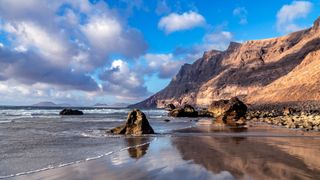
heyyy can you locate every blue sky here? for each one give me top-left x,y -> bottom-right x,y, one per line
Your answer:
0,0 -> 319,105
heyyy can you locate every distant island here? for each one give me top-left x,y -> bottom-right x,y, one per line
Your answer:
32,101 -> 70,107
93,103 -> 109,107
93,103 -> 129,108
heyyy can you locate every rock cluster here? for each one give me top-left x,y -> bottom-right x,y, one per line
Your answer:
59,108 -> 84,115
110,109 -> 154,135
208,97 -> 247,126
168,104 -> 198,117
248,108 -> 320,131
167,104 -> 213,117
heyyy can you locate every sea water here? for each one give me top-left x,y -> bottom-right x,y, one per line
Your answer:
0,106 -> 196,178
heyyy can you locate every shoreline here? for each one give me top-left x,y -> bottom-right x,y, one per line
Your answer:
10,122 -> 320,180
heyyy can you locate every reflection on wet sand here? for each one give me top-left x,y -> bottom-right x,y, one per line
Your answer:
16,125 -> 320,180
125,137 -> 150,159
173,131 -> 320,179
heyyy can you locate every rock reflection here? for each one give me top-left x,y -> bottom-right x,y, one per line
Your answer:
173,136 -> 320,179
125,137 -> 150,159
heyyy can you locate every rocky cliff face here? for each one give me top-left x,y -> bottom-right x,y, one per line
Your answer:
132,17 -> 320,108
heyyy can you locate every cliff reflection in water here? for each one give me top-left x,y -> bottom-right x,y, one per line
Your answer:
125,137 -> 150,159
173,135 -> 320,179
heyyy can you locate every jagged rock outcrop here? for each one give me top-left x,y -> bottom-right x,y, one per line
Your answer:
131,17 -> 320,108
110,109 -> 154,135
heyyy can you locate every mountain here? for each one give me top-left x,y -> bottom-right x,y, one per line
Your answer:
32,101 -> 71,107
131,17 -> 320,108
112,103 -> 130,108
32,101 -> 57,107
93,103 -> 129,108
93,103 -> 109,107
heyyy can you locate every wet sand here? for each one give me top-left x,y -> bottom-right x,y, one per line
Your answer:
10,122 -> 320,180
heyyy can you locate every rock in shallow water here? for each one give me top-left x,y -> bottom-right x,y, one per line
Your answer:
59,108 -> 83,115
208,97 -> 247,126
110,109 -> 154,135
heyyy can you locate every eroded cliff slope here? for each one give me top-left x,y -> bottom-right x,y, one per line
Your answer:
132,17 -> 320,108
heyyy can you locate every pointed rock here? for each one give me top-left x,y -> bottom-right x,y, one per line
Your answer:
110,109 -> 154,135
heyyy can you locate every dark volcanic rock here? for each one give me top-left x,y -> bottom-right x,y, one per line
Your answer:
198,109 -> 213,117
165,103 -> 176,111
110,109 -> 154,135
168,104 -> 198,117
208,97 -> 247,126
59,108 -> 83,115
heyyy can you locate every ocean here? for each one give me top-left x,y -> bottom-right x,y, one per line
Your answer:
0,106 -> 195,178
1,106 -> 320,180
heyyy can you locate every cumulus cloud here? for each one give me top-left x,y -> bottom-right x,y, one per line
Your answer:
2,21 -> 69,62
158,11 -> 206,34
144,53 -> 183,79
0,0 -> 149,104
100,59 -> 150,100
81,14 -> 147,59
233,7 -> 248,25
0,48 -> 99,91
276,1 -> 313,33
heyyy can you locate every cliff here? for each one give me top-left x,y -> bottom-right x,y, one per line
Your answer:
132,17 -> 320,108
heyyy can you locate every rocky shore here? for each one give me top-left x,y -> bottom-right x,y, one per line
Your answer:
246,109 -> 320,131
164,97 -> 320,131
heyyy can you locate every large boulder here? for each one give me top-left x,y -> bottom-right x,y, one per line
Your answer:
110,109 -> 154,135
59,108 -> 83,115
168,104 -> 198,117
208,97 -> 247,126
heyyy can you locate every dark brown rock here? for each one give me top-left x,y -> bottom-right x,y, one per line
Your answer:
165,103 -> 176,111
198,109 -> 214,117
208,97 -> 247,126
110,109 -> 154,135
168,104 -> 198,117
59,108 -> 83,115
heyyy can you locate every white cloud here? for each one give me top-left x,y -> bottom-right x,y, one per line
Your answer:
3,21 -> 68,61
81,14 -> 147,58
100,59 -> 150,100
144,53 -> 183,79
158,11 -> 206,34
82,15 -> 122,51
233,7 -> 248,25
276,1 -> 313,33
0,0 -> 149,104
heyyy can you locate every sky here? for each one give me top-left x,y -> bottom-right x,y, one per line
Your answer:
0,0 -> 319,106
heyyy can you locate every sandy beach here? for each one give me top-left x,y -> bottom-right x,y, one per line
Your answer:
11,122 -> 320,180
